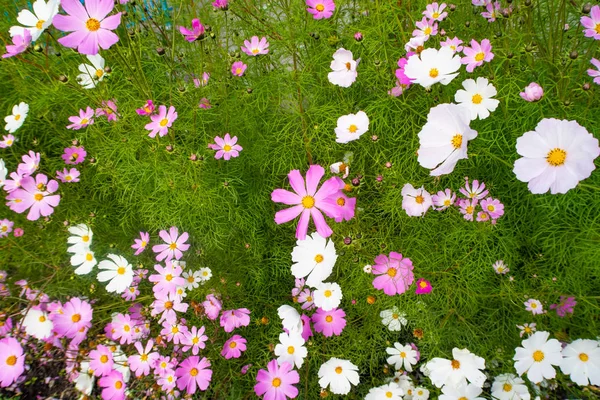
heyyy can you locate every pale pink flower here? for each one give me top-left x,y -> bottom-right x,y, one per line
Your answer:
231,61 -> 247,76
208,133 -> 243,160
372,252 -> 415,296
128,339 -> 159,377
6,173 -> 60,221
144,105 -> 177,138
241,36 -> 269,56
56,168 -> 80,183
132,231 -> 150,255
220,308 -> 251,333
423,2 -> 448,21
152,227 -> 190,262
519,82 -> 544,102
461,39 -> 494,72
67,107 -> 94,130
581,5 -> 600,39
413,16 -> 438,37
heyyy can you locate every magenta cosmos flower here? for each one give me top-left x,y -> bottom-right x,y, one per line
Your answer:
220,308 -> 251,333
241,36 -> 269,56
128,339 -> 159,377
179,18 -> 205,42
95,99 -> 118,122
152,226 -> 190,262
67,107 -> 94,130
145,105 -> 177,138
0,337 -> 25,388
306,0 -> 335,19
372,252 -> 415,296
98,370 -> 126,400
212,0 -> 228,9
6,174 -> 61,221
311,307 -> 346,337
581,5 -> 600,40
415,278 -> 432,294
89,344 -> 114,377
208,133 -> 243,160
132,231 -> 150,255
175,356 -> 212,395
50,297 -> 93,339
254,359 -> 299,400
550,296 -> 577,317
2,30 -> 31,59
52,0 -> 122,55
136,100 -> 155,116
148,262 -> 186,297
62,146 -> 87,165
231,61 -> 247,76
461,39 -> 494,72
271,165 -> 341,240
221,335 -> 247,359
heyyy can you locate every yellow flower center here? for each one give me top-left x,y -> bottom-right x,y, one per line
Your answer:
415,195 -> 424,204
386,392 -> 393,398
503,383 -> 512,392
272,377 -> 281,387
487,205 -> 495,212
35,20 -> 45,29
451,359 -> 460,369
345,62 -> 351,70
335,366 -> 343,374
325,315 -> 333,323
466,205 -> 474,214
39,316 -> 46,322
596,24 -> 600,34
451,134 -> 463,149
235,68 -> 242,75
86,253 -> 93,261
192,337 -> 199,344
202,271 -> 208,276
6,139 -> 12,145
164,301 -> 173,309
316,4 -> 325,11
348,124 -> 358,133
314,254 -> 324,263
95,69 -> 104,78
531,303 -> 537,308
171,326 -> 179,333
302,196 -> 315,209
14,114 -> 21,121
100,355 -> 109,363
80,118 -> 89,125
115,381 -> 123,389
159,118 -> 169,127
71,314 -> 81,323
307,296 -> 312,302
187,276 -> 195,283
336,197 -> 345,206
141,354 -> 148,361
579,353 -> 589,362
432,12 -> 440,18
400,351 -> 406,358
86,18 -> 100,32
471,94 -> 483,104
458,397 -> 468,400
387,268 -> 397,277
324,290 -> 333,298
252,48 -> 259,54
124,325 -> 130,332
475,52 -> 485,61
229,341 -> 237,348
546,148 -> 567,166
190,368 -> 198,376
6,355 -> 16,366
1,227 -> 6,232
524,327 -> 532,334
424,27 -> 432,35
392,313 -> 398,319
223,144 -> 232,152
166,274 -> 173,281
419,281 -> 428,288
429,68 -> 439,78
117,267 -> 126,275
533,350 -> 545,362
82,235 -> 90,242
287,346 -> 295,354
34,193 -> 44,201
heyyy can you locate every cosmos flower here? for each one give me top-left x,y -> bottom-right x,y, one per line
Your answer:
524,299 -> 543,315
327,48 -> 358,88
2,30 -> 31,59
208,133 -> 243,160
318,357 -> 359,395
97,254 -> 134,294
62,146 -> 87,165
221,335 -> 247,359
413,16 -> 438,38
306,0 -> 335,19
0,337 -> 25,387
231,61 -> 247,76
56,168 -> 80,183
440,36 -> 464,53
454,77 -> 499,120
9,0 -> 60,41
144,105 -> 177,138
312,307 -> 346,337
560,339 -> 600,386
4,102 -> 29,133
423,2 -> 448,21
5,173 -> 60,221
77,54 -> 107,89
588,58 -> 600,85
401,184 -> 433,217
380,307 -> 407,331
490,373 -> 530,400
67,107 -> 95,130
179,18 -> 205,42
365,383 -> 404,400
519,82 -> 544,102
513,331 -> 562,384
175,356 -> 212,394
425,348 -> 487,388
254,360 -> 299,400
152,227 -> 190,262
404,47 -> 461,88
372,252 -> 415,296
386,342 -> 418,371
334,111 -> 369,143
241,36 -> 269,56
581,5 -> 600,40
461,39 -> 494,72
131,232 -> 150,255
274,332 -> 307,369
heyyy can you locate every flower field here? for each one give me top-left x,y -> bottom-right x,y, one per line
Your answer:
1,0 -> 600,398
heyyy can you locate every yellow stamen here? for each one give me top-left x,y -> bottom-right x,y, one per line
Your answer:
86,18 -> 100,32
546,148 -> 566,166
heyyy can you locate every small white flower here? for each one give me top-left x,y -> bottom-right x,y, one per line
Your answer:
291,232 -> 337,288
516,322 -> 536,338
277,305 -> 303,335
75,361 -> 95,396
404,47 -> 461,88
334,111 -> 369,143
4,102 -> 29,133
493,260 -> 509,275
198,267 -> 212,282
21,308 -> 53,340
365,383 -> 404,400
491,373 -> 531,400
524,299 -> 543,315
413,387 -> 430,400
313,282 -> 342,311
513,331 -> 563,384
454,77 -> 500,120
77,54 -> 107,90
401,184 -> 433,217
439,382 -> 485,400
70,249 -> 97,275
386,342 -> 418,371
328,48 -> 358,88
97,254 -> 134,294
318,357 -> 360,395
560,339 -> 600,386
363,264 -> 372,273
9,0 -> 60,41
67,224 -> 93,253
425,347 -> 487,388
182,270 -> 202,289
274,332 -> 308,369
380,307 -> 407,332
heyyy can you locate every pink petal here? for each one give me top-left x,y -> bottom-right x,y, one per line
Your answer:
304,165 -> 324,195
310,208 -> 333,238
274,205 -> 303,224
52,14 -> 85,32
60,0 -> 90,22
271,189 -> 301,205
88,0 -> 114,21
100,13 -> 121,30
287,170 -> 306,197
295,209 -> 311,239
57,30 -> 89,49
78,31 -> 99,55
314,177 -> 341,202
97,29 -> 119,50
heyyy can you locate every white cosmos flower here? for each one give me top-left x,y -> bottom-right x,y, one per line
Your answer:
4,102 -> 29,133
401,184 -> 433,217
417,103 -> 478,176
513,331 -> 562,384
330,152 -> 353,178
77,54 -> 107,90
75,361 -> 95,396
67,224 -> 93,253
380,307 -> 407,331
198,267 -> 212,282
393,375 -> 415,397
413,387 -> 430,400
491,373 -> 531,400
404,47 -> 461,88
386,342 -> 418,372
454,77 -> 499,120
21,308 -> 53,340
70,249 -> 97,275
182,270 -> 202,289
560,339 -> 600,386
439,383 -> 485,400
0,160 -> 7,188
313,282 -> 342,311
97,254 -> 134,294
425,347 -> 487,388
277,305 -> 303,335
318,357 -> 360,395
328,48 -> 358,88
405,35 -> 428,53
365,383 -> 404,400
291,232 -> 337,288
9,0 -> 60,41
274,332 -> 307,369
513,118 -> 600,194
335,111 -> 369,143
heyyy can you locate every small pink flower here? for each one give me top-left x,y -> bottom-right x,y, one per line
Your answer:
220,308 -> 251,333
306,0 -> 335,19
13,228 -> 24,237
423,2 -> 448,21
208,133 -> 243,160
67,107 -> 95,130
461,39 -> 494,72
524,298 -> 544,315
89,344 -> 114,377
413,16 -> 438,37
6,173 -> 61,221
549,296 -> 577,317
581,5 -> 600,40
519,82 -> 544,102
0,337 -> 25,387
198,98 -> 212,109
480,197 -> 504,219
441,36 -> 463,53
212,0 -> 228,10
202,294 -> 222,320
459,198 -> 477,221
0,219 -> 14,238
132,231 -> 150,255
95,99 -> 118,122
221,335 -> 247,359
56,168 -> 80,183
53,0 -> 121,55
182,326 -> 208,355
151,227 -> 190,262
128,339 -> 159,377
148,262 -> 186,297
312,307 -> 346,337
231,61 -> 247,77
588,58 -> 600,85
476,211 -> 491,222
62,146 -> 87,165
432,189 -> 455,210
2,30 -> 31,59
50,297 -> 93,340
98,370 -> 126,400
415,278 -> 432,294
136,100 -> 155,116
0,134 -> 15,148
179,19 -> 205,42
481,1 -> 501,22
372,252 -> 415,296
17,150 -> 40,176
460,178 -> 489,199
241,36 -> 269,56
145,105 -> 177,138
254,360 -> 299,400
175,356 -> 212,395
395,57 -> 412,87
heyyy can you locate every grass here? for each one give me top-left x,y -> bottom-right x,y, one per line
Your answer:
1,0 -> 599,398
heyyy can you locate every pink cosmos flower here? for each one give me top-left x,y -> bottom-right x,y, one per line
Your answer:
460,178 -> 489,199
480,197 -> 504,219
198,98 -> 211,109
155,355 -> 178,375
254,360 -> 299,400
524,298 -> 544,315
231,61 -> 247,76
62,146 -> 87,165
157,369 -> 178,392
0,220 -> 14,238
122,285 -> 139,301
221,335 -> 247,359
67,107 -> 94,130
136,100 -> 155,116
152,227 -> 190,262
519,82 -> 544,102
413,16 -> 438,37
132,231 -> 150,255
128,339 -> 159,377
111,313 -> 136,345
175,356 -> 212,394
151,292 -> 188,324
432,189 -> 455,210
459,198 -> 477,221
220,308 -> 251,333
50,297 -> 93,340
241,364 -> 252,374
145,105 -> 177,138
241,36 -> 269,56
52,0 -> 122,55
56,168 -> 80,183
550,296 -> 576,317
321,178 -> 356,222
306,0 -> 335,19
476,211 -> 491,222
441,36 -> 463,53
415,278 -> 432,294
17,150 -> 40,176
182,326 -> 208,355
98,370 -> 126,400
297,288 -> 315,310
179,19 -> 205,42
6,174 -> 61,221
461,39 -> 494,72
395,57 -> 412,87
149,262 -> 186,297
588,58 -> 600,85
271,165 -> 341,240
89,344 -> 114,377
0,317 -> 12,336
581,5 -> 600,39
208,133 -> 243,160
0,337 -> 25,387
423,2 -> 448,21
202,294 -> 222,320
300,314 -> 313,342
212,0 -> 228,9
0,134 -> 15,148
161,320 -> 189,344
95,99 -> 118,122
481,1 -> 501,22
372,252 -> 415,296
2,30 -> 31,59
312,307 -> 346,337
13,228 -> 24,237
